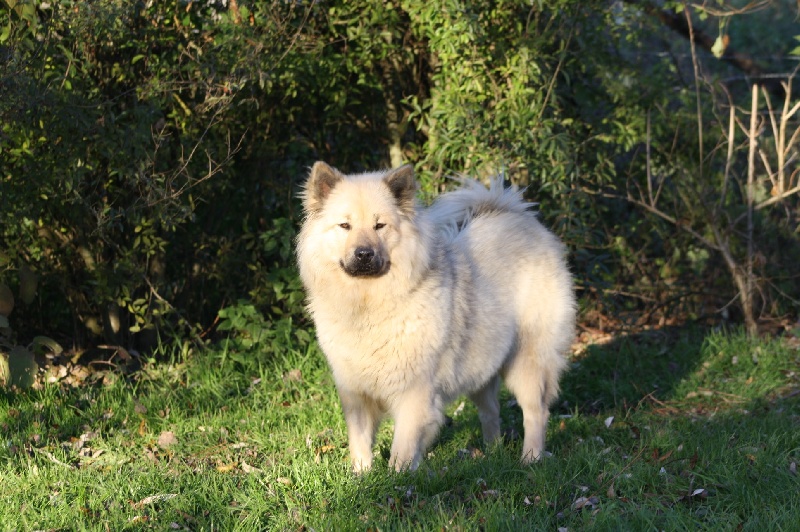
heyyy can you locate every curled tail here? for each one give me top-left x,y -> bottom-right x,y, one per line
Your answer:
427,177 -> 537,236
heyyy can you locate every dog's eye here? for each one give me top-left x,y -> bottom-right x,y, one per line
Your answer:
339,223 -> 351,230
374,223 -> 386,230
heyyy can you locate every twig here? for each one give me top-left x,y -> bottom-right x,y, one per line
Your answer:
696,388 -> 747,402
717,84 -> 735,213
621,193 -> 719,251
141,275 -> 204,349
646,108 -> 653,204
576,445 -> 648,513
756,183 -> 800,210
32,447 -> 75,469
275,1 -> 315,66
147,111 -> 246,207
537,22 -> 575,124
745,83 -> 757,334
687,1 -> 769,17
766,279 -> 800,306
685,7 -> 704,179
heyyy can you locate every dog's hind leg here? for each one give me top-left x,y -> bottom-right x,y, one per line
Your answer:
503,336 -> 564,463
339,389 -> 382,473
469,375 -> 501,445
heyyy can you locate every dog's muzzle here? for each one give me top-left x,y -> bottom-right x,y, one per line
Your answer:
341,246 -> 389,277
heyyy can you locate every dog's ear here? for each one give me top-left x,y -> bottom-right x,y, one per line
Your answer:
304,161 -> 344,213
383,165 -> 416,214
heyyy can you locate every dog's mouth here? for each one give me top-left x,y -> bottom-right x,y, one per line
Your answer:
340,257 -> 390,278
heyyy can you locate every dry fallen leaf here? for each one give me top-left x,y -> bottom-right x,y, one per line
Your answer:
137,493 -> 178,507
572,496 -> 600,511
678,487 -> 709,504
456,447 -> 485,460
523,495 -> 534,506
216,462 -> 236,473
157,431 -> 178,448
143,446 -> 158,463
241,461 -> 263,474
283,369 -> 303,382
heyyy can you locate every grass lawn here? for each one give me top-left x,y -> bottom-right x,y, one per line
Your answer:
1,327 -> 799,530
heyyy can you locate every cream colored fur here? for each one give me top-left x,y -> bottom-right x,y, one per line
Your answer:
296,162 -> 576,472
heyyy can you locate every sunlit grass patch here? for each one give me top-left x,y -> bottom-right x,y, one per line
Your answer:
1,328 -> 798,529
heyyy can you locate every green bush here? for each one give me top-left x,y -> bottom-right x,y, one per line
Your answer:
1,0 -> 797,354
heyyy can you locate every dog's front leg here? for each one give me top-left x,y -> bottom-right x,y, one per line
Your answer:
339,389 -> 381,473
389,390 -> 444,471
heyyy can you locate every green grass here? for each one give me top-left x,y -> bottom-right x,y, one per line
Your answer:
1,328 -> 799,530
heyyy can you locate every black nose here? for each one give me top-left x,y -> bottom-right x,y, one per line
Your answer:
355,247 -> 375,263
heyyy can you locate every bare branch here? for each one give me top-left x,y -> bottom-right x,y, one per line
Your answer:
646,108 -> 653,205
744,83 -> 758,334
785,125 -> 800,162
619,192 -> 720,251
757,147 -> 776,189
761,85 -> 786,193
718,85 -> 736,213
687,1 -> 770,17
624,0 -> 786,98
785,99 -> 800,121
685,8 -> 704,179
756,183 -> 800,210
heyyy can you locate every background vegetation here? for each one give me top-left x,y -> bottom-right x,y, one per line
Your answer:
2,0 -> 799,359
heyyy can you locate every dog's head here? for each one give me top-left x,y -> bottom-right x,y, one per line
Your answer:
301,161 -> 417,278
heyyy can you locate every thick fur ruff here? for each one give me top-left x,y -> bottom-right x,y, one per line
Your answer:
296,162 -> 576,472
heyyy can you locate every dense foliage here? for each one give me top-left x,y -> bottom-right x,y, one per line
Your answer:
1,0 -> 798,357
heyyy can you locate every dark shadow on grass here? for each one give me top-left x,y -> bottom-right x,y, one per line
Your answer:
559,325 -> 709,415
